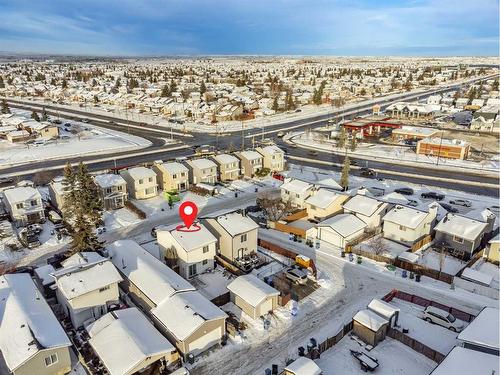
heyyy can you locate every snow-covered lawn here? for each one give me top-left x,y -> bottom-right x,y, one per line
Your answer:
192,266 -> 235,300
414,248 -> 467,275
103,207 -> 142,230
388,299 -> 466,354
471,258 -> 500,290
316,335 -> 436,375
132,195 -> 172,217
355,235 -> 409,259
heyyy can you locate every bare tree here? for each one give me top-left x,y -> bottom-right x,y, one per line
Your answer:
369,236 -> 388,256
258,193 -> 294,222
32,170 -> 58,186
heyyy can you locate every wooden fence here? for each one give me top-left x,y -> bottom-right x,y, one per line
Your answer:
383,289 -> 476,322
410,234 -> 433,252
316,321 -> 354,355
214,255 -> 243,276
274,221 -> 308,237
258,238 -> 317,277
211,291 -> 230,307
387,327 -> 445,363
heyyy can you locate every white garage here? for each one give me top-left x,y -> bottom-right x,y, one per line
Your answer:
316,213 -> 367,249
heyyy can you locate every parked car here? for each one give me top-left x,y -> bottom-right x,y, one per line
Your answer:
407,199 -> 419,207
360,168 -> 375,177
0,177 -> 14,184
277,131 -> 285,138
449,199 -> 472,207
81,118 -> 90,123
309,151 -> 318,156
394,187 -> 414,196
440,203 -> 459,213
489,205 -> 500,213
284,267 -> 308,285
421,192 -> 445,200
48,210 -> 62,224
422,306 -> 464,332
26,224 -> 43,235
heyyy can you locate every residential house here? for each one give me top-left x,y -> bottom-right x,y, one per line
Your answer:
342,194 -> 391,230
157,223 -> 217,279
280,179 -> 315,208
0,273 -> 72,375
107,240 -> 227,358
316,214 -> 367,249
48,177 -> 65,211
236,150 -> 264,177
430,347 -> 498,375
94,174 -> 128,210
484,233 -> 499,263
382,203 -> 438,245
256,145 -> 285,172
227,274 -> 280,319
457,307 -> 499,356
52,252 -> 122,328
87,308 -> 179,375
305,189 -> 349,221
434,213 -> 491,258
6,130 -> 31,143
203,212 -> 259,262
152,161 -> 190,192
3,186 -> 45,227
120,167 -> 158,200
212,154 -> 240,181
185,158 -> 218,184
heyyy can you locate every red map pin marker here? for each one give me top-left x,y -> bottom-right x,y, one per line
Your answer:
179,201 -> 198,229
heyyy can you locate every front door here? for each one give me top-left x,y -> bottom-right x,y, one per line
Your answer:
188,264 -> 197,278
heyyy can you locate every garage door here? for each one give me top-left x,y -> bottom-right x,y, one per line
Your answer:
319,228 -> 342,248
188,326 -> 221,356
259,298 -> 273,317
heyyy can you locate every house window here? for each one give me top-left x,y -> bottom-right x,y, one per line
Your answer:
181,172 -> 186,177
99,285 -> 110,293
16,203 -> 23,209
399,225 -> 406,231
453,235 -> 464,244
145,187 -> 156,195
148,177 -> 153,182
241,234 -> 247,242
44,354 -> 58,367
31,200 -> 38,207
173,174 -> 177,179
105,188 -> 112,194
138,179 -> 144,184
202,259 -> 208,265
203,245 -> 209,253
117,185 -> 123,191
295,194 -> 300,198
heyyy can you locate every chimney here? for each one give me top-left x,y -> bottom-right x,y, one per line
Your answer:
428,202 -> 439,221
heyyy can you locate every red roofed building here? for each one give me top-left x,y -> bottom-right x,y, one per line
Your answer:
342,115 -> 403,138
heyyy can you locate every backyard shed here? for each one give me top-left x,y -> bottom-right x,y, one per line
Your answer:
367,298 -> 400,327
282,357 -> 322,375
352,309 -> 389,346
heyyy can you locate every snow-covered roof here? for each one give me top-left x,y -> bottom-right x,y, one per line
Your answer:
61,251 -> 107,267
52,254 -> 122,300
367,299 -> 400,320
0,274 -> 71,371
284,356 -> 322,375
383,205 -> 429,229
215,212 -> 259,236
397,251 -> 420,263
107,240 -> 194,305
152,290 -> 226,341
281,179 -> 313,194
213,153 -> 238,165
305,189 -> 342,209
34,264 -> 56,286
121,166 -> 156,180
381,192 -> 409,205
317,214 -> 367,238
461,268 -> 493,286
88,308 -> 175,375
435,214 -> 488,241
189,158 -> 217,170
343,194 -> 386,217
430,347 -> 499,375
353,309 -> 389,331
458,307 -> 499,351
316,177 -> 342,190
160,161 -> 188,175
393,126 -> 438,136
94,173 -> 126,188
3,186 -> 41,203
227,274 -> 279,308
259,145 -> 284,155
238,150 -> 263,161
170,223 -> 217,251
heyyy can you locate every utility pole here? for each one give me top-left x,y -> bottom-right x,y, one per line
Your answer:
436,130 -> 444,166
241,121 -> 245,151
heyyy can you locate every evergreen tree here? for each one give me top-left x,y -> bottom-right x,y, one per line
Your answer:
200,80 -> 206,95
1,99 -> 10,114
0,76 -> 4,89
160,84 -> 170,97
41,107 -> 49,122
31,111 -> 40,122
61,79 -> 68,89
285,91 -> 295,110
340,155 -> 350,191
492,79 -> 499,92
350,132 -> 357,151
337,126 -> 346,148
61,162 -> 77,220
272,96 -> 279,112
75,162 -> 103,228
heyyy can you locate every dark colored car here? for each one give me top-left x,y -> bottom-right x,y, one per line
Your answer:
440,203 -> 459,213
394,187 -> 414,196
360,168 -> 375,177
421,192 -> 445,200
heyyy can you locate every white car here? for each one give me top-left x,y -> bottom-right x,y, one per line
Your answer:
422,306 -> 464,332
285,267 -> 308,285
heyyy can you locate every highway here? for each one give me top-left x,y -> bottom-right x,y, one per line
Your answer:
1,75 -> 498,196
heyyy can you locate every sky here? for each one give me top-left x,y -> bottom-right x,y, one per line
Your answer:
0,0 -> 498,56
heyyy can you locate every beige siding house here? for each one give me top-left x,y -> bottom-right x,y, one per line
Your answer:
94,174 -> 128,210
48,178 -> 65,211
236,150 -> 264,177
227,274 -> 280,319
3,186 -> 45,227
256,145 -> 285,172
0,274 -> 72,375
382,203 -> 438,245
203,212 -> 259,262
343,194 -> 391,230
280,179 -> 315,209
52,252 -> 122,328
157,223 -> 217,279
185,158 -> 218,184
212,154 -> 240,181
305,189 -> 349,221
152,161 -> 189,192
107,240 -> 227,359
120,167 -> 158,200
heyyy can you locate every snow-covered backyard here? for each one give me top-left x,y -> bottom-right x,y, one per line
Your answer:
355,235 -> 409,259
414,248 -> 467,275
